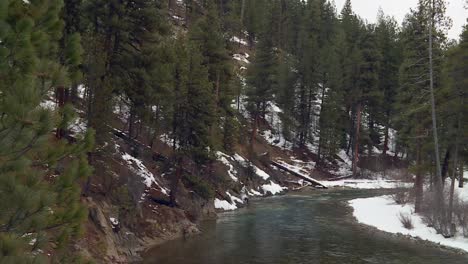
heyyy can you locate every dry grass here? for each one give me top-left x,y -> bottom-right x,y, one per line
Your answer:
399,212 -> 414,230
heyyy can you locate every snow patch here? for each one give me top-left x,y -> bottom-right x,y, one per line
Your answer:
121,153 -> 169,195
350,195 -> 468,252
217,152 -> 238,182
214,198 -> 237,211
325,179 -> 412,189
233,53 -> 250,64
40,99 -> 56,110
69,117 -> 87,135
77,84 -> 86,99
109,217 -> 119,226
233,153 -> 270,180
230,36 -> 248,46
262,181 -> 287,195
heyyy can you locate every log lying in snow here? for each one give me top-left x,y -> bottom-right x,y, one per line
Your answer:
327,174 -> 354,181
271,161 -> 327,189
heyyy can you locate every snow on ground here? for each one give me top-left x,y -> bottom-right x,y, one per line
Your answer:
276,158 -> 316,175
260,102 -> 294,150
227,191 -> 244,204
77,84 -> 86,99
214,191 -> 245,211
230,36 -> 248,46
40,99 -> 56,110
325,179 -> 412,189
109,217 -> 119,226
69,117 -> 87,136
113,96 -> 130,122
262,181 -> 287,195
121,153 -> 169,196
334,150 -> 353,176
214,198 -> 237,211
350,195 -> 468,252
159,133 -> 180,149
233,53 -> 250,64
233,153 -> 270,180
216,152 -> 238,182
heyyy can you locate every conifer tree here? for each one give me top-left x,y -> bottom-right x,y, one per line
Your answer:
246,25 -> 277,144
375,11 -> 402,156
189,0 -> 235,150
0,0 -> 93,262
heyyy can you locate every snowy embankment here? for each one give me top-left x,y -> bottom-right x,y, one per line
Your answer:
325,179 -> 412,189
350,191 -> 468,253
213,152 -> 287,211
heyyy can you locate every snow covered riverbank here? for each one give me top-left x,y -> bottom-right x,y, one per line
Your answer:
350,195 -> 468,253
325,179 -> 412,189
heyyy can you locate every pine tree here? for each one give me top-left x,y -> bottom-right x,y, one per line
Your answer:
318,30 -> 346,161
375,11 -> 403,156
396,0 -> 449,221
189,0 -> 235,151
0,0 -> 93,262
246,24 -> 277,144
171,34 -> 216,164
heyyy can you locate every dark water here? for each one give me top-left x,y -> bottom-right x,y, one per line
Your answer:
143,189 -> 468,264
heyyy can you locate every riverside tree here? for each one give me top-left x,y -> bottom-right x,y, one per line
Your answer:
0,0 -> 93,262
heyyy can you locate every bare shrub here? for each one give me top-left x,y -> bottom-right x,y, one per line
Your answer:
391,190 -> 410,205
420,190 -> 451,237
387,169 -> 413,182
453,197 -> 468,237
399,213 -> 414,230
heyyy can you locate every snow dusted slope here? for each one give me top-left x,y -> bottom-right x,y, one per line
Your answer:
213,151 -> 289,211
350,195 -> 468,252
121,152 -> 169,197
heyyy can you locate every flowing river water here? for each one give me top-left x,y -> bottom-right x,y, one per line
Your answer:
143,189 -> 468,264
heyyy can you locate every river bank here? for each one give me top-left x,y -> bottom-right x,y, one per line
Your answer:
349,193 -> 468,254
142,188 -> 468,263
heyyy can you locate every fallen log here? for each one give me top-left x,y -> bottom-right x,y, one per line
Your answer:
327,174 -> 354,181
271,161 -> 327,189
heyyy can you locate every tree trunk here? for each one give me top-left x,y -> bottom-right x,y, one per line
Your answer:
448,142 -> 458,235
449,109 -> 462,228
368,117 -> 374,157
459,162 -> 464,188
346,106 -> 355,156
428,0 -> 446,228
441,146 -> 452,184
170,157 -> 182,207
352,102 -> 362,178
415,137 -> 423,213
168,0 -> 176,10
317,82 -> 327,161
240,0 -> 246,48
55,86 -> 67,139
383,111 -> 390,155
128,106 -> 135,139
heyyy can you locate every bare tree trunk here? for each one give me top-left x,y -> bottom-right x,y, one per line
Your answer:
415,137 -> 423,213
449,109 -> 462,232
55,86 -> 67,139
352,102 -> 362,178
240,0 -> 246,47
170,156 -> 182,207
428,0 -> 445,227
317,82 -> 326,161
459,162 -> 464,188
383,110 -> 390,155
448,141 -> 459,235
441,147 -> 452,183
346,106 -> 355,156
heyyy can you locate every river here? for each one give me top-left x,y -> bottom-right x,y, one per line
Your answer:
143,189 -> 468,264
